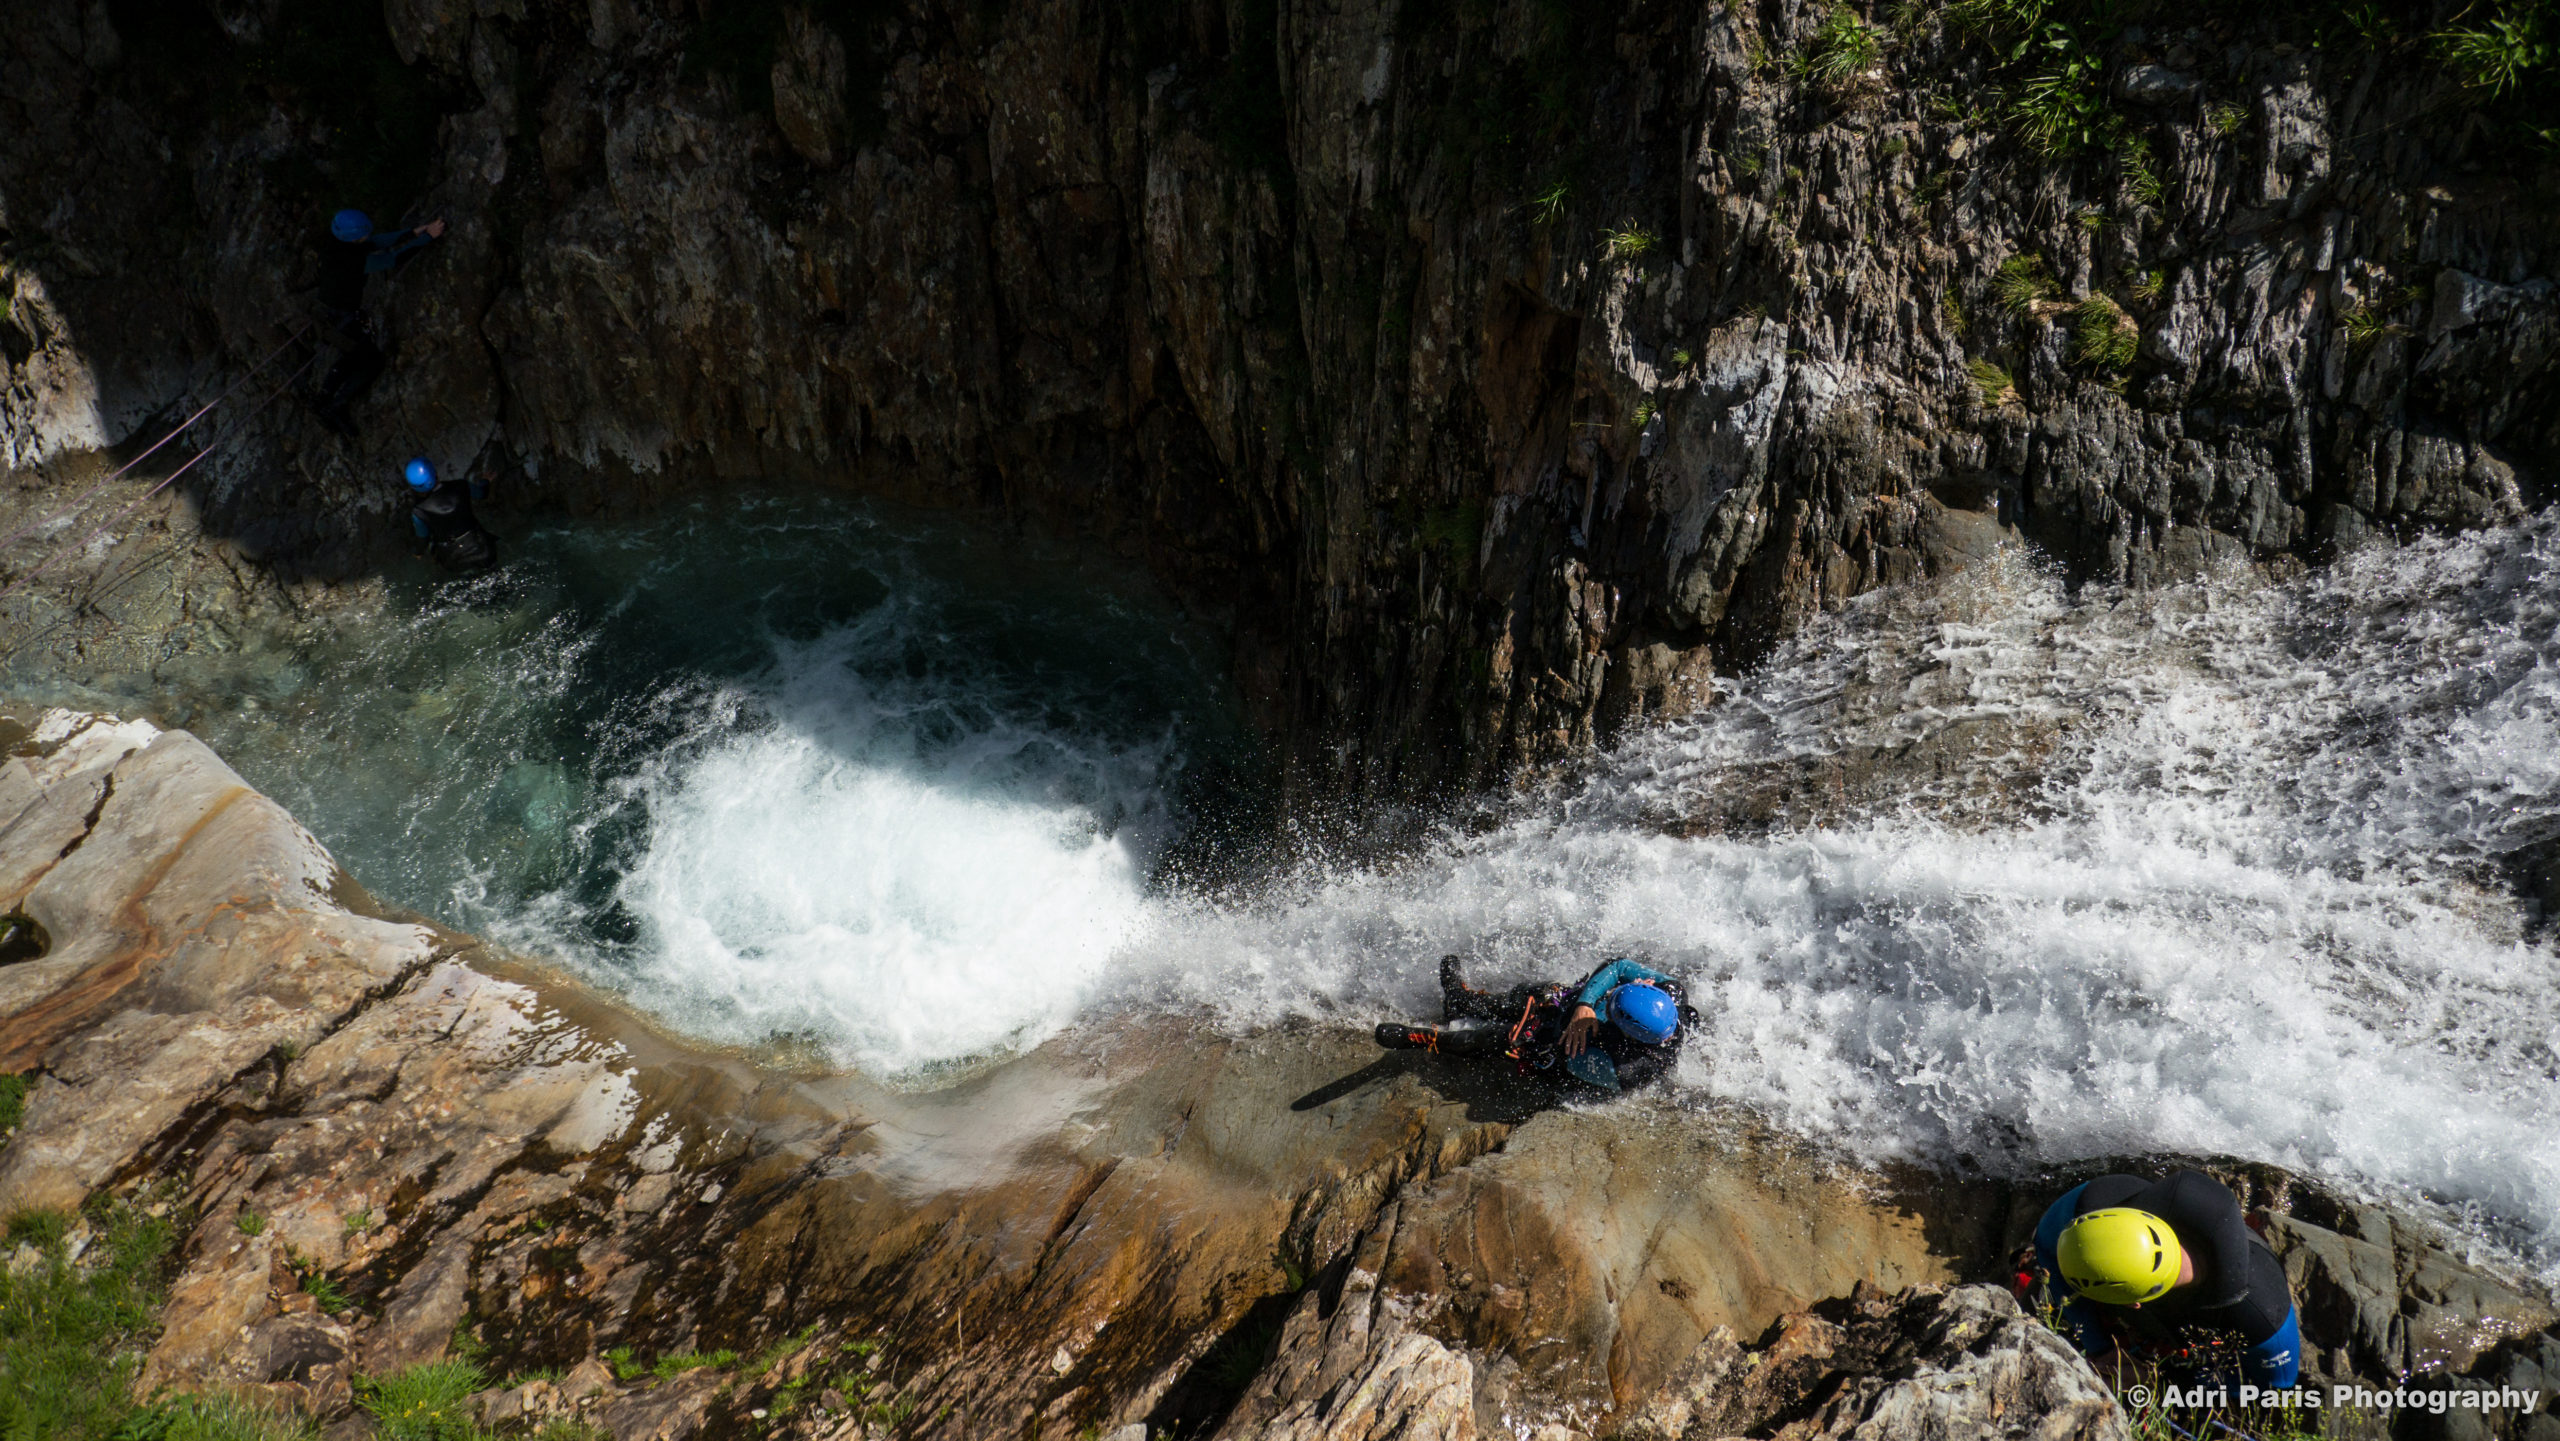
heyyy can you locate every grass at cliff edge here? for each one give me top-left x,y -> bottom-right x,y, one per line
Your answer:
0,1201 -> 169,1438
0,1197 -> 312,1440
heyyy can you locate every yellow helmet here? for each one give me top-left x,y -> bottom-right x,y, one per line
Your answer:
2056,1207 -> 2183,1305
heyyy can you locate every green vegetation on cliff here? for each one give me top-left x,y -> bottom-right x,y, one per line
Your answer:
0,1198 -> 194,1440
356,1359 -> 488,1441
0,1193 -> 333,1441
0,1073 -> 29,1136
1944,0 -> 2558,160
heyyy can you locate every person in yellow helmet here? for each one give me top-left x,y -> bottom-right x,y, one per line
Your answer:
2027,1169 -> 2301,1388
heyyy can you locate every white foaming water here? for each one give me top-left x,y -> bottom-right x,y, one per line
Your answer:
592,608 -> 1179,1072
151,494 -> 2560,1276
1091,520 -> 2560,1274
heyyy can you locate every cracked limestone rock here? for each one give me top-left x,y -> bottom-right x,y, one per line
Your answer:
1621,1285 -> 2127,1441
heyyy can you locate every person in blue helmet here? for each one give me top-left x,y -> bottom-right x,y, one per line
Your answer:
2019,1169 -> 2302,1391
402,456 -> 496,572
1374,955 -> 1692,1092
305,208 -> 447,436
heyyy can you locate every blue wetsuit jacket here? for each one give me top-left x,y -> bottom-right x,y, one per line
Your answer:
1564,958 -> 1689,1090
1574,957 -> 1673,1012
2033,1171 -> 2301,1388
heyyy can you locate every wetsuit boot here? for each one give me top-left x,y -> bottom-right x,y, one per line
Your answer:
1374,1019 -> 1508,1056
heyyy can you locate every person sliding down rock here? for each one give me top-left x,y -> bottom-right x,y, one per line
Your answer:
403,456 -> 496,572
2022,1169 -> 2302,1390
1373,955 -> 1693,1092
303,207 -> 446,437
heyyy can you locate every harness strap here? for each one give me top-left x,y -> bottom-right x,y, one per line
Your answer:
1505,995 -> 1538,1053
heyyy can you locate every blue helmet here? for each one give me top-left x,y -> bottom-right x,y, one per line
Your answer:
332,209 -> 372,243
404,456 -> 437,491
1606,983 -> 1678,1044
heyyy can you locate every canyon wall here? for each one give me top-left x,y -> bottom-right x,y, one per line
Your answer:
3,0 -> 2554,795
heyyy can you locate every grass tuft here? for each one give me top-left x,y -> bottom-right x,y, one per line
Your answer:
2118,136 -> 2164,206
0,1074 -> 28,1137
8,1209 -> 68,1247
1603,226 -> 1660,261
1993,255 -> 2056,313
356,1358 -> 487,1441
296,1266 -> 353,1316
2011,56 -> 2110,155
2433,9 -> 2551,96
1789,5 -> 1886,98
115,1391 -> 321,1440
756,1323 -> 822,1377
0,1197 -> 178,1440
2070,294 -> 2139,370
652,1349 -> 738,1380
1968,358 -> 2015,405
2341,303 -> 2405,350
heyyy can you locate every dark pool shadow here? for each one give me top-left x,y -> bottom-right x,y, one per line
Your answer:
1289,1049 -> 1576,1126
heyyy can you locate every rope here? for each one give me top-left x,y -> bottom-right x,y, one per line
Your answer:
0,349 -> 317,616
0,325 -> 310,555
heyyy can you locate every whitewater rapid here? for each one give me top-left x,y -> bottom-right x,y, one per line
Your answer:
564,514 -> 2560,1273
124,495 -> 2560,1279
1097,526 -> 2560,1273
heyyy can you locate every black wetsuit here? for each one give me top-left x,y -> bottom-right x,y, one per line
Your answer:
1437,958 -> 1694,1091
410,478 -> 496,571
310,225 -> 437,421
2033,1170 -> 2301,1386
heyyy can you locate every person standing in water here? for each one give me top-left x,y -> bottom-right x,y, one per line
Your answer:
403,456 -> 496,572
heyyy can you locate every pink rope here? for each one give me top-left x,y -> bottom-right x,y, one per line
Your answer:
0,349 -> 318,612
0,325 -> 310,554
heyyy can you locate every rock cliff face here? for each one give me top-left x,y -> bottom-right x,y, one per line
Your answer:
4,0 -> 2554,795
6,713 -> 2560,1440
